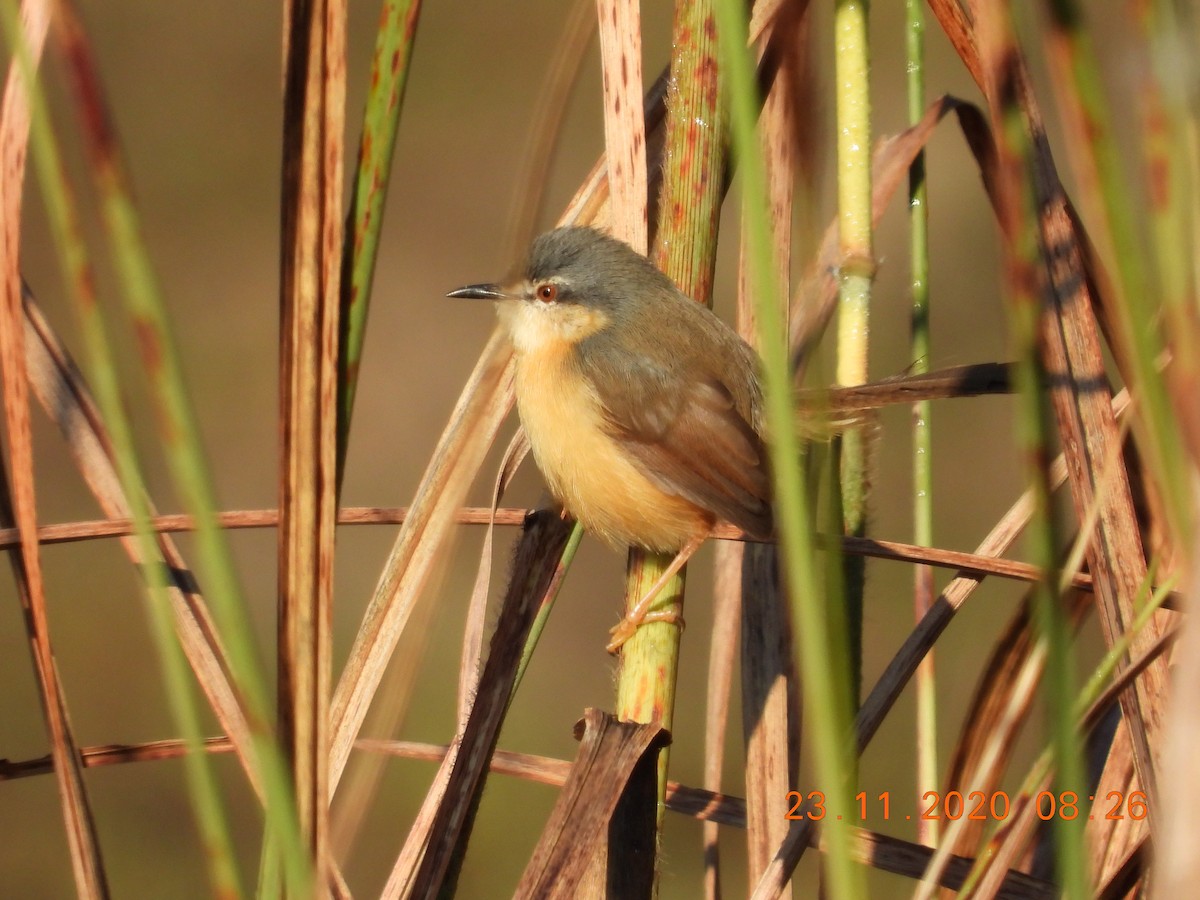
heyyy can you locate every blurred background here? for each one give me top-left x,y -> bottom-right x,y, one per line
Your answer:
0,0 -> 1135,895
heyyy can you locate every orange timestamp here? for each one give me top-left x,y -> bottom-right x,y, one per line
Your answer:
785,790 -> 1149,823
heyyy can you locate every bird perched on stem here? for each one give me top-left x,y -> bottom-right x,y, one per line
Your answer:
449,226 -> 771,651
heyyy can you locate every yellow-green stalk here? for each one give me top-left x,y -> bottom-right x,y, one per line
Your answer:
616,0 -> 728,840
834,0 -> 873,703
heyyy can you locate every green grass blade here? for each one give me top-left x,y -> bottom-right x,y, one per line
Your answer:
715,0 -> 862,896
988,32 -> 1090,900
0,7 -> 244,896
51,7 -> 308,893
337,0 -> 424,489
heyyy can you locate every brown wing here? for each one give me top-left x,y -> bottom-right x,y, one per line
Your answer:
600,375 -> 773,540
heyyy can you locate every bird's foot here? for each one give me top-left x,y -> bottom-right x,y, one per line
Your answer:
606,610 -> 685,654
603,533 -> 708,654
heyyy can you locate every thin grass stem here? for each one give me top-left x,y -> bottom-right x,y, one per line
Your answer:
905,0 -> 938,850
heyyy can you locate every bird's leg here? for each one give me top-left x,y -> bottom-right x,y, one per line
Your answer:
607,532 -> 707,654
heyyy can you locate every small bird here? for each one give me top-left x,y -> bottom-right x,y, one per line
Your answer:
449,226 -> 772,651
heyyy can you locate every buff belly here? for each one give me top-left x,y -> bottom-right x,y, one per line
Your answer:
513,343 -> 707,553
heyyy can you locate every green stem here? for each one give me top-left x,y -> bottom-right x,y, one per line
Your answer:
337,0 -> 423,492
716,0 -> 862,896
616,0 -> 727,839
906,0 -> 938,847
834,0 -> 873,706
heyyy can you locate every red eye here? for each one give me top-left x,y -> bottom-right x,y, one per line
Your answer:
536,283 -> 558,302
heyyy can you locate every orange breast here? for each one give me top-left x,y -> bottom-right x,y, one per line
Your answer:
514,340 -> 709,552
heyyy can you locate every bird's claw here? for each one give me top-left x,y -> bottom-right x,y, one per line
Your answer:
605,610 -> 686,654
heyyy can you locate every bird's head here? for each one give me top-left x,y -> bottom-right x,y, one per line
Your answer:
448,227 -> 673,354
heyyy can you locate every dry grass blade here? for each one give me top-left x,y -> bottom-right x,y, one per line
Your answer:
457,427 -> 529,725
387,511 -> 573,899
932,0 -> 1166,801
847,831 -> 1055,899
500,0 -> 594,263
3,500 -> 1151,599
942,590 -> 1090,858
595,0 -> 647,253
1096,837 -> 1146,900
740,541 -> 796,890
23,296 -> 257,786
0,7 -> 104,894
0,466 -> 108,900
914,590 -> 1092,896
834,533 -> 1089,593
328,327 -> 514,789
737,11 -> 805,889
747,0 -> 796,47
0,735 -> 236,779
278,0 -> 345,871
515,710 -> 669,899
1039,13 -> 1116,270
749,445 -> 1070,898
962,617 -> 1178,898
1086,719 -> 1142,886
703,541 -> 741,898
1025,81 -> 1163,792
926,0 -> 981,86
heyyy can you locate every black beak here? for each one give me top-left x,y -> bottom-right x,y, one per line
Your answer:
447,283 -> 505,300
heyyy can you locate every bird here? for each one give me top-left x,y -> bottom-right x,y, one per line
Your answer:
449,226 -> 772,651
